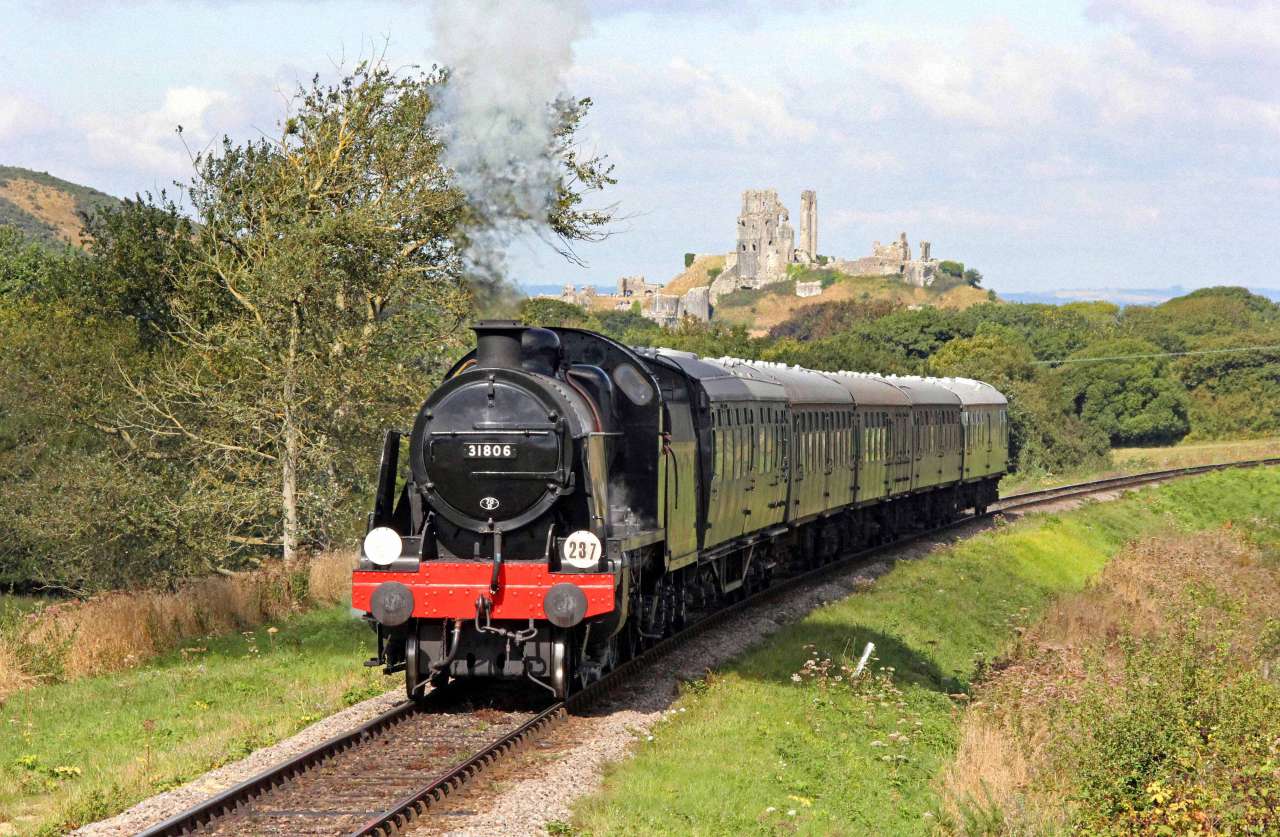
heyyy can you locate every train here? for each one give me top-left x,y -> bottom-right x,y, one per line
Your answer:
352,322 -> 1008,699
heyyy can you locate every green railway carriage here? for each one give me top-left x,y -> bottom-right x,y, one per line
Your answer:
936,377 -> 1009,495
736,362 -> 856,523
824,372 -> 912,506
888,376 -> 965,493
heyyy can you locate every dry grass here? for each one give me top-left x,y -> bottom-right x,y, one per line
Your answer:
1003,435 -> 1280,494
0,551 -> 355,697
1114,436 -> 1280,471
940,528 -> 1280,833
663,254 -> 726,295
0,178 -> 87,245
714,274 -> 989,334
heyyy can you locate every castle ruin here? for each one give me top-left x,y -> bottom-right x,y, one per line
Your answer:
831,231 -> 940,287
557,274 -> 710,327
547,187 -> 953,324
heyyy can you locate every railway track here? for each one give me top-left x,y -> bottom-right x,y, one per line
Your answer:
138,457 -> 1280,837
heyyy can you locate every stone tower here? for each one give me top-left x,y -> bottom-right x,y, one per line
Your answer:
734,189 -> 794,284
799,189 -> 817,259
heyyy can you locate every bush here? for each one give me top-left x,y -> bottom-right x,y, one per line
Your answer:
938,260 -> 964,277
684,252 -> 695,268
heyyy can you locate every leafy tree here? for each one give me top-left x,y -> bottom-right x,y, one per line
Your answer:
0,300 -> 188,592
930,332 -> 1036,389
119,62 -> 614,562
865,307 -> 959,359
0,226 -> 83,300
962,268 -> 983,288
1056,338 -> 1191,445
78,194 -> 196,345
1003,378 -> 1110,475
938,260 -> 964,277
763,333 -> 917,375
518,297 -> 596,328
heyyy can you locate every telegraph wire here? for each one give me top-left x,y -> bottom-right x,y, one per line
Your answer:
1031,344 -> 1280,366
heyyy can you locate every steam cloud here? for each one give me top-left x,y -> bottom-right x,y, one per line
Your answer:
429,0 -> 589,293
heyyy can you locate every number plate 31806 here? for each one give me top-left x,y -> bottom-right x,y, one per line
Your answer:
463,442 -> 517,459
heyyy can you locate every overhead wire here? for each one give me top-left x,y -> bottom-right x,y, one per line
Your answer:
1031,344 -> 1280,366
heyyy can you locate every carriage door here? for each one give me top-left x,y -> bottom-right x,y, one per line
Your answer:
659,385 -> 699,565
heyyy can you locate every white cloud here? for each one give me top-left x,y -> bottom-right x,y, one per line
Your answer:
868,21 -> 1066,131
579,57 -> 816,149
1214,95 -> 1280,137
82,86 -> 235,175
0,94 -> 54,142
829,205 -> 1045,235
868,22 -> 1196,134
836,146 -> 901,173
1089,0 -> 1280,59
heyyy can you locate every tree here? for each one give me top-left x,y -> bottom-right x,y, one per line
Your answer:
518,297 -> 595,328
930,332 -> 1035,389
118,62 -> 614,563
0,226 -> 82,300
78,194 -> 195,345
1056,338 -> 1191,446
962,268 -> 983,288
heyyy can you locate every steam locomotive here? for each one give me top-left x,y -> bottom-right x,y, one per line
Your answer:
352,322 -> 1008,699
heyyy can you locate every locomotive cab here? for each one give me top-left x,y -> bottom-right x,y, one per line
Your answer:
352,322 -> 663,699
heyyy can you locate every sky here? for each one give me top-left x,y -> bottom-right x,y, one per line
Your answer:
2,0 -> 1278,294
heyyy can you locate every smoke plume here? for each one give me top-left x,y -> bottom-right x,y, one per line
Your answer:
429,0 -> 589,302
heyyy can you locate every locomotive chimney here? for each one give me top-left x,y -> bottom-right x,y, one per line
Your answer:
472,320 -> 527,370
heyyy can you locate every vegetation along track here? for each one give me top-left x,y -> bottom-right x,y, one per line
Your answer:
138,457 -> 1280,837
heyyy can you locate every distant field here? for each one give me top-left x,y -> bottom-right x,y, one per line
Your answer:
1002,436 -> 1280,494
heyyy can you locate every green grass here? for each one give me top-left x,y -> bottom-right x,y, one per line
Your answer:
999,435 -> 1280,494
571,468 -> 1280,836
0,595 -> 55,619
0,605 -> 384,836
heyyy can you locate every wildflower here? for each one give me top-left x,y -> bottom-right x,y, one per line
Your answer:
766,806 -> 776,813
786,809 -> 796,817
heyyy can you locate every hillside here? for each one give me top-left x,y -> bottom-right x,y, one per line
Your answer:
0,165 -> 119,246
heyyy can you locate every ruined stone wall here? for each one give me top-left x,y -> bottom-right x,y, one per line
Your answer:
617,275 -> 663,298
795,281 -> 821,298
734,188 -> 794,286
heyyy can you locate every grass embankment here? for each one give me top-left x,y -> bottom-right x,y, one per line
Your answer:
1000,435 -> 1280,494
0,604 -> 385,836
943,528 -> 1280,833
569,467 -> 1280,835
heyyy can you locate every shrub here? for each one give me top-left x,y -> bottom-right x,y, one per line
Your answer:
684,252 -> 695,268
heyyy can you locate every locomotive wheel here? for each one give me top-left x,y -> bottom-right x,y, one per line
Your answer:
550,630 -> 573,699
405,634 -> 427,702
